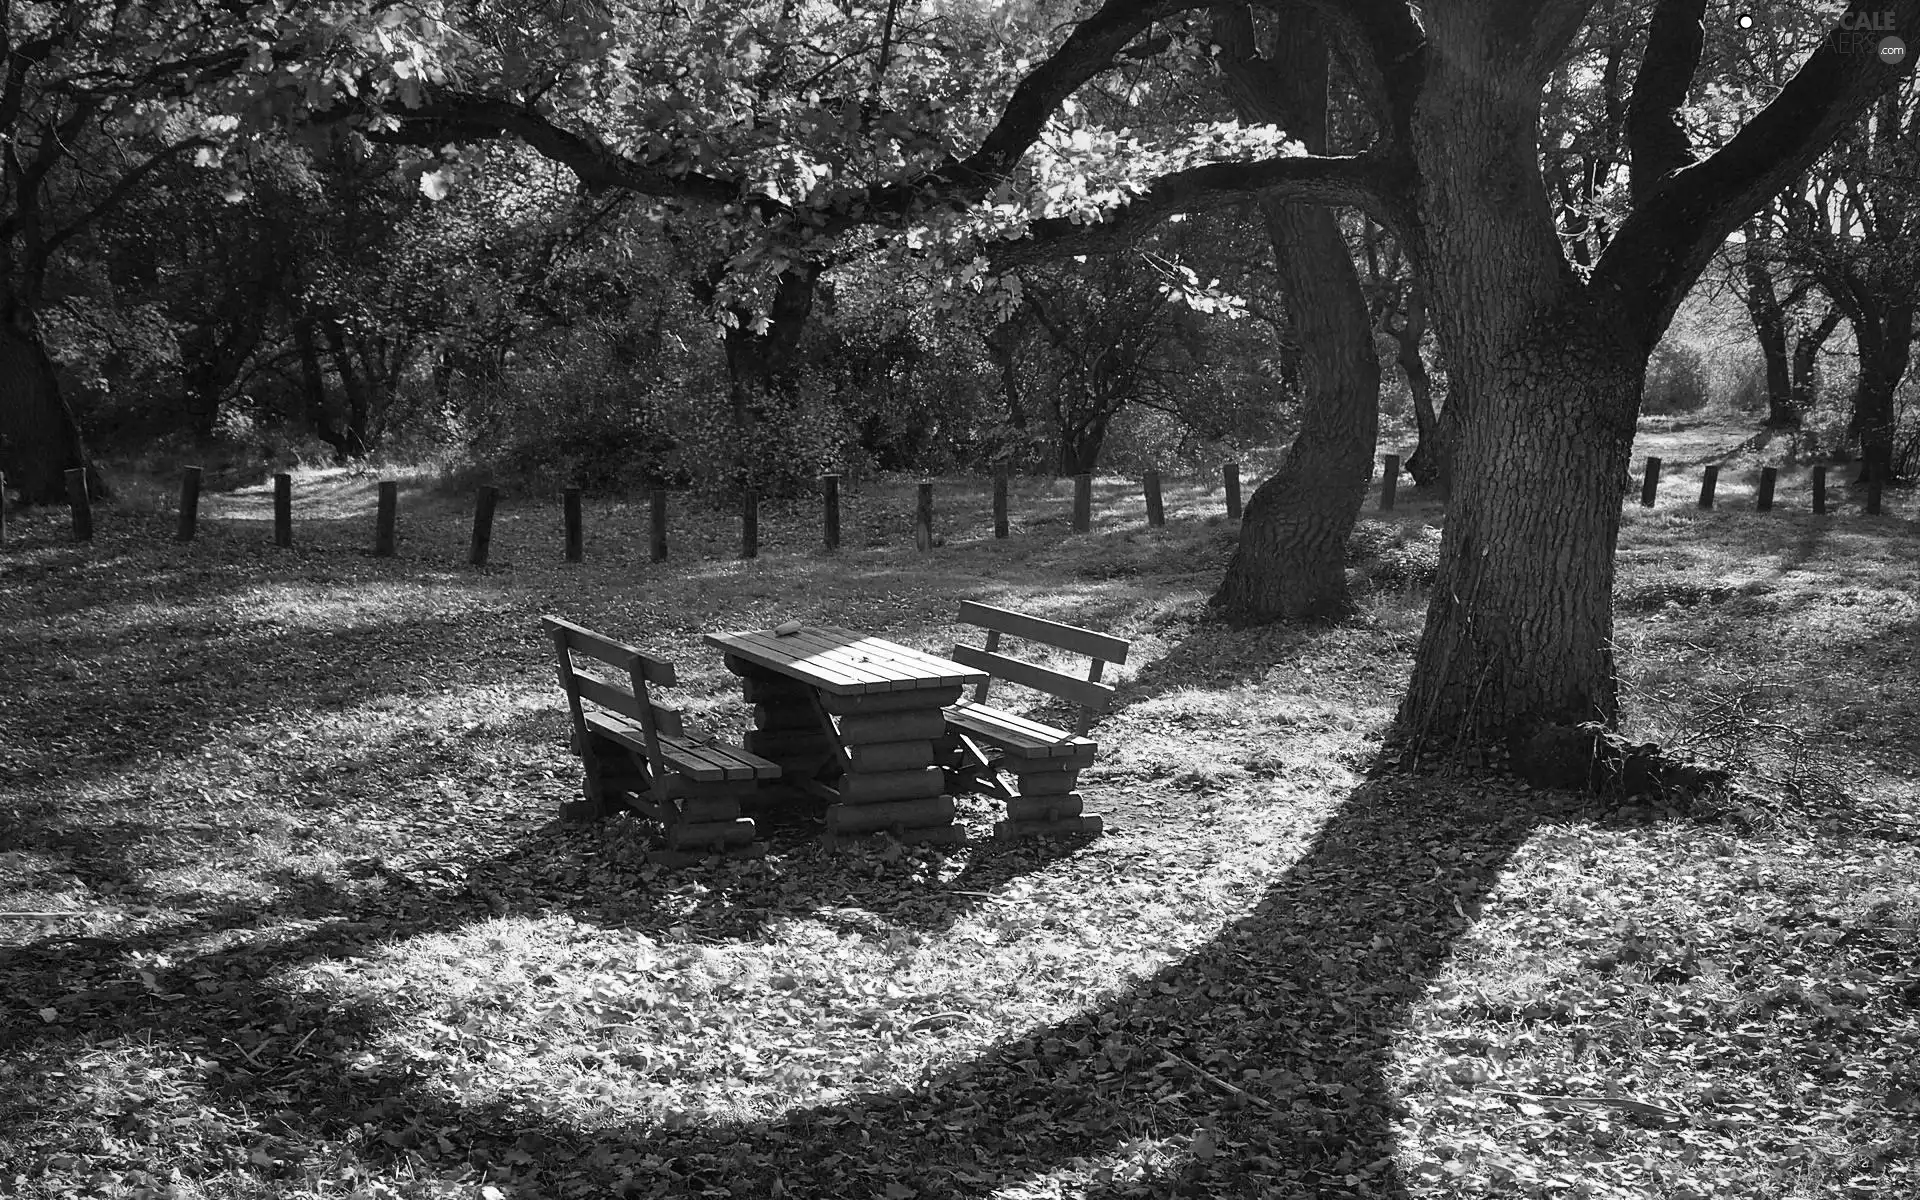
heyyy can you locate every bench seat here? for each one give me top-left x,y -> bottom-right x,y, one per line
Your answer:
585,711 -> 783,783
943,700 -> 1096,762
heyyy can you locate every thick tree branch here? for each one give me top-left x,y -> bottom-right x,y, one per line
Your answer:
1294,0 -> 1426,148
1592,0 -> 1920,351
989,151 -> 1404,267
1625,0 -> 1706,201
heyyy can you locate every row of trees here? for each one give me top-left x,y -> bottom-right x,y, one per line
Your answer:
2,0 -> 1914,763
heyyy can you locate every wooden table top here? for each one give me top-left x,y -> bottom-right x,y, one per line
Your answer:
705,625 -> 988,696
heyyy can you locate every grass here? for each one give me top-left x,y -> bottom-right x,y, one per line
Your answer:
1,419 -> 1917,1200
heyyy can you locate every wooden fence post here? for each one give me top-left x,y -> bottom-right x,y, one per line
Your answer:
468,485 -> 497,566
373,481 -> 397,556
563,488 -> 582,562
65,468 -> 92,542
1379,454 -> 1400,511
176,466 -> 203,542
273,473 -> 292,548
1072,473 -> 1092,533
915,481 -> 934,552
742,488 -> 759,558
1813,465 -> 1827,515
1756,467 -> 1777,512
822,474 -> 841,550
993,467 -> 1009,539
649,487 -> 668,562
1224,462 -> 1242,520
1698,465 -> 1718,509
1143,469 -> 1164,527
1639,456 -> 1662,507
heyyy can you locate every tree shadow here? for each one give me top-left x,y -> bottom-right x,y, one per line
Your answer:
2,771 -> 1550,1197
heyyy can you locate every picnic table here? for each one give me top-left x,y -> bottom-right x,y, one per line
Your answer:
704,624 -> 988,846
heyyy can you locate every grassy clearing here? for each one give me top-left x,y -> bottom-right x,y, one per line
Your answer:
2,422 -> 1916,1200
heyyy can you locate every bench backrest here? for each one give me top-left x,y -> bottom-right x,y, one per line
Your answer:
542,616 -> 686,766
951,601 -> 1131,735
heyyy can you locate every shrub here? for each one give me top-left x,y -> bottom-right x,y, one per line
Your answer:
1643,340 -> 1712,415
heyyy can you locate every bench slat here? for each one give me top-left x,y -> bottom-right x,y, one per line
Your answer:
950,645 -> 1115,713
958,602 -> 1130,665
572,675 -> 683,735
542,615 -> 677,685
945,700 -> 1095,759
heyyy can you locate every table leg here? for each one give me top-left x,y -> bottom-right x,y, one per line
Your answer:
819,686 -> 967,847
726,659 -> 835,809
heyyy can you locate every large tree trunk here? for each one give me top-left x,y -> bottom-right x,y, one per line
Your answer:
1398,296 -> 1641,741
1211,3 -> 1380,622
1397,23 -> 1646,745
1214,197 -> 1381,620
0,315 -> 94,505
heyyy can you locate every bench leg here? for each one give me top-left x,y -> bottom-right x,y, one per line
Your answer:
994,761 -> 1103,840
562,736 -> 649,822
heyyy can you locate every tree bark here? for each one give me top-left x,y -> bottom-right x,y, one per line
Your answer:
1398,290 -> 1641,741
1211,3 -> 1380,622
1849,297 -> 1915,483
1740,227 -> 1799,427
1396,279 -> 1448,492
1398,16 -> 1644,743
0,314 -> 93,505
1791,309 -> 1840,417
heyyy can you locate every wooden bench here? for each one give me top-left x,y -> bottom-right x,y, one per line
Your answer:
542,616 -> 781,858
942,601 -> 1130,839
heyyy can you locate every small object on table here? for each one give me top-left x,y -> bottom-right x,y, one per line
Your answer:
774,619 -> 803,636
705,625 -> 988,848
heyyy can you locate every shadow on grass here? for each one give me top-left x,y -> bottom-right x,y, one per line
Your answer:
0,773 -> 1548,1198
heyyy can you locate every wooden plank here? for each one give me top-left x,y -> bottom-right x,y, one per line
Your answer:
1005,795 -> 1084,822
836,767 -> 947,803
709,629 -> 887,693
575,676 -> 647,723
777,628 -> 972,690
744,729 -> 836,758
542,616 -> 677,685
820,687 -> 965,715
709,626 -> 985,694
956,602 -> 1130,664
1010,768 -> 1080,796
753,702 -> 823,731
949,645 -> 1115,713
657,737 -> 736,782
743,675 -> 815,703
839,710 -> 950,745
665,818 -> 757,850
825,796 -> 955,833
661,736 -> 784,783
944,700 -> 1072,743
944,701 -> 1094,760
844,740 -> 937,771
700,741 -> 785,780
